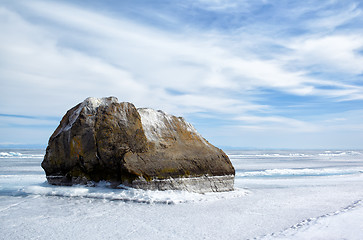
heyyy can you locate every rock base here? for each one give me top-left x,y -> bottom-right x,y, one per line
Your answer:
130,175 -> 235,193
46,175 -> 235,193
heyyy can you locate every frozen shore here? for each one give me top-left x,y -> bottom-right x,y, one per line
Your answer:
262,199 -> 363,239
0,150 -> 363,239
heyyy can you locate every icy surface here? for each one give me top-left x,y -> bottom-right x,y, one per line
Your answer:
261,200 -> 363,240
1,149 -> 363,239
237,167 -> 363,178
0,151 -> 43,158
23,184 -> 247,204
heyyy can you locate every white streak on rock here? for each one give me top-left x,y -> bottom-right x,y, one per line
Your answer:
137,108 -> 168,142
137,108 -> 208,146
63,97 -> 119,132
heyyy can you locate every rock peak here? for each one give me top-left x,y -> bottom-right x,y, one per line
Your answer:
83,96 -> 119,109
42,97 -> 235,192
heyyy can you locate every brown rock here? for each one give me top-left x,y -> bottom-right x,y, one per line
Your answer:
42,97 -> 235,192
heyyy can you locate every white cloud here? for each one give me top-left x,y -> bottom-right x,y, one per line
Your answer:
306,3 -> 361,31
187,0 -> 250,12
235,115 -> 318,132
0,115 -> 57,128
3,0 -> 361,113
287,35 -> 363,75
1,0 -> 363,148
2,1 -> 317,117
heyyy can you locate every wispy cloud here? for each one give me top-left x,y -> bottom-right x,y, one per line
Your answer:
1,0 -> 363,148
235,115 -> 318,132
305,2 -> 362,31
286,35 -> 363,75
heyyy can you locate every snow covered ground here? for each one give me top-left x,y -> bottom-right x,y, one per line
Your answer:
0,149 -> 362,239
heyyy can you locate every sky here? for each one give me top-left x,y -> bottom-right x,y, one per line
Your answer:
1,0 -> 363,149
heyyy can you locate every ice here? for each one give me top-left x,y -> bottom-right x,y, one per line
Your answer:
23,184 -> 248,204
0,151 -> 43,158
318,150 -> 362,156
262,200 -> 363,240
0,152 -> 22,157
1,149 -> 363,239
237,167 -> 363,178
230,150 -> 362,158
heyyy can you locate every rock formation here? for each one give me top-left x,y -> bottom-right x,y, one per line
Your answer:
42,97 -> 235,192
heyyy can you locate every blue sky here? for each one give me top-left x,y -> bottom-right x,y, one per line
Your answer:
1,0 -> 363,149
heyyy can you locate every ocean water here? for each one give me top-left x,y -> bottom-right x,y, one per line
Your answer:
0,149 -> 362,239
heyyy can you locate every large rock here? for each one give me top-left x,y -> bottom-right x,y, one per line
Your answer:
42,97 -> 235,192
